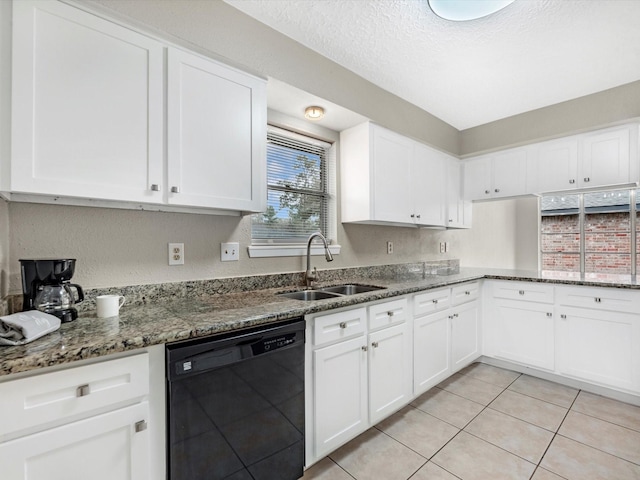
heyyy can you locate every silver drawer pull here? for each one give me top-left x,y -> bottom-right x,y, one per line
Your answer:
594,297 -> 602,303
76,384 -> 90,397
362,346 -> 368,352
371,341 -> 379,348
560,314 -> 567,319
150,184 -> 160,191
546,312 -> 552,317
569,179 -> 576,184
387,311 -> 394,317
339,322 -> 347,329
494,188 -> 500,193
519,290 -> 525,295
584,177 -> 590,183
465,291 -> 471,295
171,186 -> 180,193
432,299 -> 438,304
134,420 -> 148,433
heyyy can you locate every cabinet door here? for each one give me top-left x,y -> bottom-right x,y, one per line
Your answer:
492,299 -> 555,371
0,402 -> 149,480
447,158 -> 471,228
368,323 -> 412,424
463,156 -> 492,201
372,126 -> 413,223
11,0 -> 163,203
412,144 -> 446,226
167,48 -> 266,211
313,336 -> 367,458
414,312 -> 450,396
580,126 -> 631,188
451,302 -> 480,372
532,137 -> 579,193
557,307 -> 640,394
492,147 -> 528,197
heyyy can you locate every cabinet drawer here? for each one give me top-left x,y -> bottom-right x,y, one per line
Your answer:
557,286 -> 640,314
492,281 -> 554,304
368,298 -> 408,330
313,308 -> 367,347
451,282 -> 480,306
0,353 -> 149,440
413,288 -> 450,316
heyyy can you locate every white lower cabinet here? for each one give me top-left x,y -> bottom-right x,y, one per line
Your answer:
556,306 -> 640,393
485,280 -> 640,396
414,309 -> 450,395
450,301 -> 481,371
0,402 -> 149,480
308,298 -> 411,465
0,352 -> 154,480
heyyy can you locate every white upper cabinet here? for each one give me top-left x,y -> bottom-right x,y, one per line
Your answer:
341,122 -> 448,227
446,157 -> 471,228
10,0 -> 164,204
463,147 -> 528,201
530,125 -> 638,194
6,0 -> 266,214
167,48 -> 266,212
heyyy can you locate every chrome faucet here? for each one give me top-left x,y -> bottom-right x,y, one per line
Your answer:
305,232 -> 334,288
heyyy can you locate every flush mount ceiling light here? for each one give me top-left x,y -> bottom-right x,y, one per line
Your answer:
304,106 -> 325,120
428,0 -> 515,21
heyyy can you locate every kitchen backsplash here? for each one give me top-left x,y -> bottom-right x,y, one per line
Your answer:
4,260 -> 459,315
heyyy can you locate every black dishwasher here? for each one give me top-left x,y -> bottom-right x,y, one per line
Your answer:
166,318 -> 305,480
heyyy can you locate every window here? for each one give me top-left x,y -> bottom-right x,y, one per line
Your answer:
541,188 -> 637,274
250,126 -> 337,256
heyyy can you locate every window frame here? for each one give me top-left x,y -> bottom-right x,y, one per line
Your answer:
248,125 -> 340,258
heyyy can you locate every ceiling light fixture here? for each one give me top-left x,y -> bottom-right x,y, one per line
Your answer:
428,0 -> 515,21
304,106 -> 325,120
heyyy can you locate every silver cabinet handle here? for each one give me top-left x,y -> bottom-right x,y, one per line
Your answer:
485,189 -> 490,194
134,420 -> 147,433
171,186 -> 180,193
519,290 -> 525,295
76,384 -> 90,397
362,346 -> 368,352
387,311 -> 394,317
416,214 -> 421,219
594,297 -> 602,303
584,177 -> 590,183
569,179 -> 575,184
410,214 -> 415,218
448,315 -> 453,319
371,341 -> 379,348
150,184 -> 160,191
546,312 -> 552,317
494,188 -> 500,193
339,322 -> 347,329
449,219 -> 453,222
432,299 -> 438,304
465,291 -> 471,295
560,314 -> 567,319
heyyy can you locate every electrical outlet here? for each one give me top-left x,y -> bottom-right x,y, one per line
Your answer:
221,242 -> 240,262
387,241 -> 393,254
168,243 -> 184,265
445,242 -> 450,253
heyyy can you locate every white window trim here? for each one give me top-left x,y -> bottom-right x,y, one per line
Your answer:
248,244 -> 341,258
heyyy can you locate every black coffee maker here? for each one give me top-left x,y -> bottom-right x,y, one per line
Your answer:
20,259 -> 85,323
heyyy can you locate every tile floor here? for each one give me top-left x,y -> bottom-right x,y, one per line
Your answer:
301,362 -> 640,480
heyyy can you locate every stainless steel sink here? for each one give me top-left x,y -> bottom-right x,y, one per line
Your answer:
278,290 -> 342,301
317,284 -> 386,295
278,284 -> 386,301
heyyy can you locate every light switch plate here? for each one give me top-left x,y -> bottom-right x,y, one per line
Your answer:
221,242 -> 239,262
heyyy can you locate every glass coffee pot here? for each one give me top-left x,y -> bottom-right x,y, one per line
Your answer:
34,283 -> 84,322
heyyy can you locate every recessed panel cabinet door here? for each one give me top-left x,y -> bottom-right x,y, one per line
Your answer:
414,312 -> 450,396
0,402 -> 149,480
167,48 -> 266,212
580,126 -> 631,188
11,0 -> 163,203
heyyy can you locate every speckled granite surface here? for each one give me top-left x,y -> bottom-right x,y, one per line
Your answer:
3,262 -> 640,378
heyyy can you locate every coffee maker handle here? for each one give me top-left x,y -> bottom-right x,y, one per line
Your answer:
69,284 -> 85,304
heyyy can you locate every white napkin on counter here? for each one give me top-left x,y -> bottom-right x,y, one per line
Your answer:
0,311 -> 61,346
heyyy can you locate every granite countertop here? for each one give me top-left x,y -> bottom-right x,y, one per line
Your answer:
2,266 -> 640,378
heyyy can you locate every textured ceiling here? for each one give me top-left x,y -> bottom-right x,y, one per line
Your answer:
225,0 -> 640,130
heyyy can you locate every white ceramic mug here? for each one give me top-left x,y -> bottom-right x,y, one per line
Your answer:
96,294 -> 126,318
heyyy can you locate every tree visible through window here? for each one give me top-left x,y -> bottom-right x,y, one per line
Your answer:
252,129 -> 331,244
